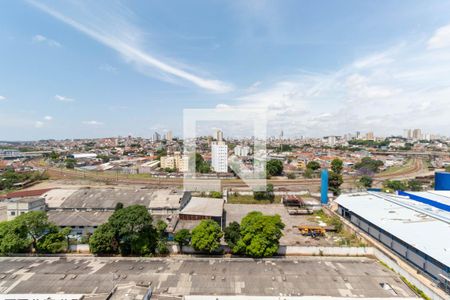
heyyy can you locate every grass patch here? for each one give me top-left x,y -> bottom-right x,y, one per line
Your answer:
400,276 -> 431,300
227,194 -> 281,204
379,159 -> 413,176
311,210 -> 367,247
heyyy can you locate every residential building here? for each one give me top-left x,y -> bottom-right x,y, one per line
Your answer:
234,145 -> 251,157
215,129 -> 223,142
153,132 -> 161,142
165,131 -> 173,141
412,129 -> 422,140
212,142 -> 228,172
1,197 -> 46,221
365,132 -> 374,141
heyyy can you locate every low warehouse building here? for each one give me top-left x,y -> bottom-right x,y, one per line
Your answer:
336,192 -> 450,294
179,196 -> 224,224
47,210 -> 113,235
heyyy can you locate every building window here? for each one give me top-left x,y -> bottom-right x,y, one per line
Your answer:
10,211 -> 15,216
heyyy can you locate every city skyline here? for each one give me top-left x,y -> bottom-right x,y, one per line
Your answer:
1,1 -> 450,140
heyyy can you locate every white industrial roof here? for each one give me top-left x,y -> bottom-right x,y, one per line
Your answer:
336,192 -> 450,267
405,190 -> 450,206
180,197 -> 224,217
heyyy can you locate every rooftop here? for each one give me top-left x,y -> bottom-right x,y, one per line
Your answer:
180,197 -> 224,217
335,192 -> 450,267
0,256 -> 415,298
43,188 -> 182,210
47,210 -> 113,227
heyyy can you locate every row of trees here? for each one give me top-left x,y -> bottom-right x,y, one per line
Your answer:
175,212 -> 285,257
0,169 -> 49,191
0,211 -> 70,254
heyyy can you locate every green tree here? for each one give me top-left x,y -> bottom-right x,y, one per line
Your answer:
65,158 -> 76,169
0,220 -> 31,254
234,212 -> 285,257
330,158 -> 344,174
191,219 -> 223,253
114,202 -> 124,211
195,153 -> 211,173
174,229 -> 191,251
266,160 -> 283,177
108,205 -> 157,255
354,157 -> 384,173
156,220 -> 167,239
89,223 -> 118,254
15,211 -> 52,252
408,179 -> 423,191
224,221 -> 241,250
359,176 -> 373,188
329,171 -> 343,196
37,226 -> 71,254
306,161 -> 321,171
383,180 -> 408,192
445,165 -> 450,172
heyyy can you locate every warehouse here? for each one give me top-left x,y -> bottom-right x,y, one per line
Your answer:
335,192 -> 450,293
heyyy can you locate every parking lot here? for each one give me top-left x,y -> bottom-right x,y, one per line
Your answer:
0,256 -> 415,299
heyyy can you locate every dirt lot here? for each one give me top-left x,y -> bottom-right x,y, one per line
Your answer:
224,203 -> 340,246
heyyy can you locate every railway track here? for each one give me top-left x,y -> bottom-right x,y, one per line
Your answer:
41,158 -> 426,189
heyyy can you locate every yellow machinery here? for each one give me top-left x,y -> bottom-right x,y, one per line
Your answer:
297,225 -> 326,237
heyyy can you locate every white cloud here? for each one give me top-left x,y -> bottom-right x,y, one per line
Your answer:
28,0 -> 233,93
54,94 -> 74,102
0,96 -> 6,101
428,24 -> 450,49
32,34 -> 61,47
99,64 -> 117,73
228,36 -> 450,137
44,115 -> 53,121
34,121 -> 44,128
83,120 -> 104,126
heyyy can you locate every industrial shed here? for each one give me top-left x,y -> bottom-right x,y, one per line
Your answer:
335,192 -> 450,293
179,197 -> 224,224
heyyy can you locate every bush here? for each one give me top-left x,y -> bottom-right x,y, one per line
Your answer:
210,191 -> 222,198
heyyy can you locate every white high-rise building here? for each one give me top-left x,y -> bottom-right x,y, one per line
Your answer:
165,131 -> 173,141
215,129 -> 223,142
212,142 -> 228,173
234,145 -> 251,157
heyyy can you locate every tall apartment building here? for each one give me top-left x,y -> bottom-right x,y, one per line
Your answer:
215,129 -> 223,142
153,132 -> 161,142
365,132 -> 374,141
234,145 -> 251,157
165,131 -> 173,141
412,129 -> 422,140
212,142 -> 228,173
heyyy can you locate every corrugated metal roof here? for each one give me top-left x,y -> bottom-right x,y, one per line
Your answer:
336,192 -> 450,267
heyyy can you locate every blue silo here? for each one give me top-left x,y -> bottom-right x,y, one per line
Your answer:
435,171 -> 450,191
321,169 -> 329,205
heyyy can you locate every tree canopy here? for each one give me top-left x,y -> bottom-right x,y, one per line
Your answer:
306,161 -> 321,171
89,223 -> 118,254
359,175 -> 373,188
328,158 -> 344,195
354,157 -> 384,174
196,153 -> 211,173
266,159 -> 283,177
108,205 -> 157,255
191,219 -> 223,253
224,221 -> 241,249
174,229 -> 191,251
233,212 -> 285,257
383,180 -> 408,192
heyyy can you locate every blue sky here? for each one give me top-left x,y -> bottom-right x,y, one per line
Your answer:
1,0 -> 450,140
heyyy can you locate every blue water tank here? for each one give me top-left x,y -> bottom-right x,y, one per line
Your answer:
321,169 -> 329,204
435,171 -> 450,191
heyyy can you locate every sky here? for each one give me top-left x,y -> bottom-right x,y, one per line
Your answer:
1,0 -> 450,140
